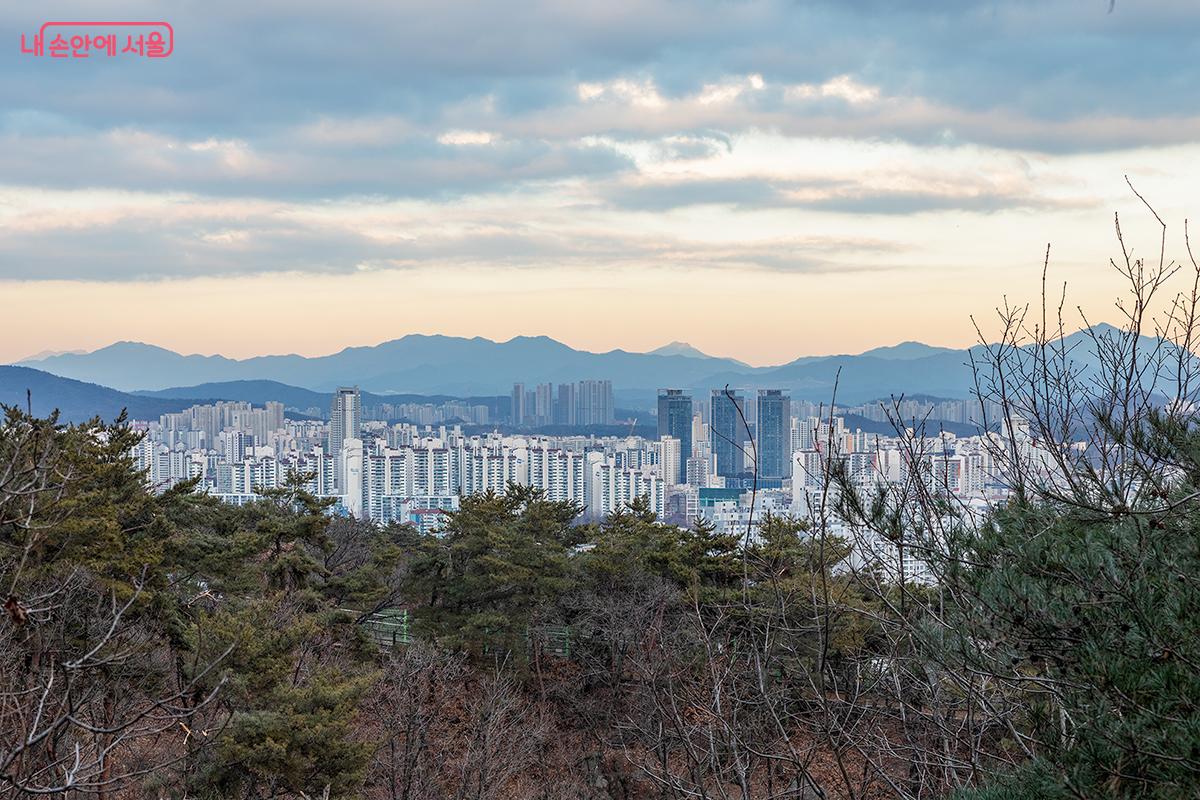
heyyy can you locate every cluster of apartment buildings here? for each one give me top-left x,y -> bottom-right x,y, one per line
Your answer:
511,380 -> 614,427
363,400 -> 492,425
130,385 -> 1043,579
133,387 -> 664,533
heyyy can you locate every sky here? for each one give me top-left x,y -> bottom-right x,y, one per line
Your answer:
2,0 -> 1200,367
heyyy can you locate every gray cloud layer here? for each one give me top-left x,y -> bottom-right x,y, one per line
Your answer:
6,1 -> 1194,139
1,0 -> 1195,281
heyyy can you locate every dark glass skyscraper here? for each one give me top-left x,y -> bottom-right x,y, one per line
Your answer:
710,389 -> 746,478
756,389 -> 791,479
657,389 -> 692,484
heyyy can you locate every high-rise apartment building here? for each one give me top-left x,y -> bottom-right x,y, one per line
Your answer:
577,379 -> 614,425
342,438 -> 364,518
757,389 -> 791,479
525,389 -> 536,424
535,383 -> 554,426
659,435 -> 681,488
710,389 -> 746,478
686,454 -> 710,488
511,383 -> 526,426
329,387 -> 362,454
329,387 -> 362,489
586,451 -> 665,519
511,379 -> 615,427
657,389 -> 692,484
556,382 -> 577,425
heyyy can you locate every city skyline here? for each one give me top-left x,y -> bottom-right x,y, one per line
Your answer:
4,2 -> 1200,365
125,383 -> 1008,558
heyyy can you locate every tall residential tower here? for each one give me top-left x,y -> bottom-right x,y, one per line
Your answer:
657,389 -> 692,484
757,389 -> 791,479
710,389 -> 746,478
329,386 -> 362,490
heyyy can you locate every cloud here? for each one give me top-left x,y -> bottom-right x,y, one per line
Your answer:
784,75 -> 879,105
0,126 -> 634,199
437,130 -> 498,146
601,174 -> 1094,215
2,1 -> 1196,148
0,183 -> 916,281
0,0 -> 1197,288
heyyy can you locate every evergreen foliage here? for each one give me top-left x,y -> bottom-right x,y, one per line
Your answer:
927,416 -> 1200,798
3,399 -> 1199,798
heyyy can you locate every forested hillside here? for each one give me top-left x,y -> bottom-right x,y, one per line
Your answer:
2,396 -> 1198,798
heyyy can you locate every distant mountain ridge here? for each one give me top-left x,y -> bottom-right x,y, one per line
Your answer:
4,325 -> 1177,423
0,366 -> 219,423
17,336 -> 746,394
133,380 -> 333,410
0,369 -> 509,425
858,341 -> 958,360
649,341 -> 752,367
13,328 -> 1150,405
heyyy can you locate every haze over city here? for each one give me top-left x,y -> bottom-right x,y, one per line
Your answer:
4,1 -> 1200,365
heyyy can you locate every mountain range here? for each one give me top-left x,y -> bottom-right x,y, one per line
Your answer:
132,380 -> 503,412
14,334 -> 975,403
11,325 -> 1160,412
0,369 -> 512,425
4,325 -> 1168,425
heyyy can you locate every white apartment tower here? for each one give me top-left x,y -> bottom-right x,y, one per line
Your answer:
329,386 -> 362,490
659,435 -> 681,489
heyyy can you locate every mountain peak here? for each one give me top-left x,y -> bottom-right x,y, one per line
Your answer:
14,348 -> 87,363
106,340 -> 169,352
857,341 -> 957,361
504,334 -> 564,345
649,341 -> 711,359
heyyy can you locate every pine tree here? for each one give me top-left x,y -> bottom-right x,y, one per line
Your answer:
412,485 -> 579,659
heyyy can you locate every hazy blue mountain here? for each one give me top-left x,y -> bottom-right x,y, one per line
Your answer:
349,345 -> 758,397
734,352 -> 976,403
858,341 -> 959,360
133,380 -> 330,409
841,413 -> 982,438
18,335 -> 757,395
16,326 -> 1170,406
649,341 -> 711,358
0,366 -> 216,423
17,342 -> 246,392
17,348 -> 87,361
684,324 -> 1184,404
649,341 -> 752,367
0,370 -> 506,425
